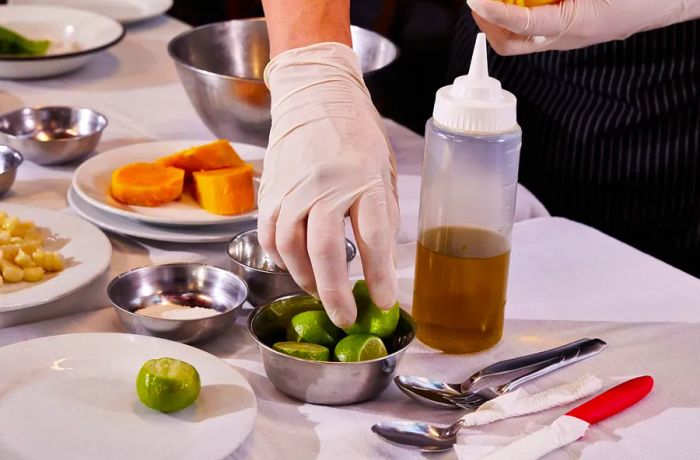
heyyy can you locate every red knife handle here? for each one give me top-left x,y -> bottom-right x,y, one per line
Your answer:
566,376 -> 654,424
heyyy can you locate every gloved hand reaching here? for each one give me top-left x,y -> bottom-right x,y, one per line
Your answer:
468,0 -> 700,55
258,42 -> 399,327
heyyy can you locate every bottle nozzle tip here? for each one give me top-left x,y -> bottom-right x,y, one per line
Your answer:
468,33 -> 489,79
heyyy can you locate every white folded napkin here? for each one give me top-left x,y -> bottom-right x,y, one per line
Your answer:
454,375 -> 602,460
481,415 -> 589,460
460,374 -> 603,427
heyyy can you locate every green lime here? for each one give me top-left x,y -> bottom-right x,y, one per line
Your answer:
254,296 -> 324,342
135,357 -> 201,413
342,280 -> 399,338
334,334 -> 388,362
287,310 -> 344,347
273,341 -> 330,361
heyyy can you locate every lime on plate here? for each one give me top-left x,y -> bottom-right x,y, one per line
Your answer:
287,310 -> 344,347
343,280 -> 399,338
136,357 -> 201,413
334,334 -> 388,362
273,341 -> 330,361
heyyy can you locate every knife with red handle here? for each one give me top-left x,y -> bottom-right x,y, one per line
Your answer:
567,375 -> 654,424
483,376 -> 654,460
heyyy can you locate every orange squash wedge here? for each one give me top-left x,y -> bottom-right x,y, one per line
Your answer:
157,139 -> 244,172
192,164 -> 255,215
111,163 -> 185,207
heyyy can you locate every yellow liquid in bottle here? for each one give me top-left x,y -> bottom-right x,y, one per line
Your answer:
412,226 -> 510,353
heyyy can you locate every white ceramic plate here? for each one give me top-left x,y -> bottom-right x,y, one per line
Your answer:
68,187 -> 254,243
0,5 -> 125,79
0,203 -> 112,312
73,140 -> 264,227
9,0 -> 173,24
0,333 -> 257,460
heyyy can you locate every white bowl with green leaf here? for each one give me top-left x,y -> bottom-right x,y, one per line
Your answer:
0,5 -> 124,79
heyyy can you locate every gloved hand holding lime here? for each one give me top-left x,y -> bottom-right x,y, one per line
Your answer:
136,357 -> 201,413
342,280 -> 399,338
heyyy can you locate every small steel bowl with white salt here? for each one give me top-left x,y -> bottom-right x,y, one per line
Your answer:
107,263 -> 248,344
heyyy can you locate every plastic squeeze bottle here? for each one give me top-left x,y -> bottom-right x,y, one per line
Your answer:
412,34 -> 521,353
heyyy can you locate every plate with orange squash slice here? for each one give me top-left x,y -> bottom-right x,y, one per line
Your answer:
72,140 -> 264,226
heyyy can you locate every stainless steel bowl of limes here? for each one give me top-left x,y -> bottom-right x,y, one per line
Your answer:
247,284 -> 416,406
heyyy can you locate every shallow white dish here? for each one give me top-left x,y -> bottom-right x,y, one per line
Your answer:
0,333 -> 257,460
68,187 -> 254,243
0,203 -> 112,312
9,0 -> 173,24
0,5 -> 125,79
73,140 -> 264,227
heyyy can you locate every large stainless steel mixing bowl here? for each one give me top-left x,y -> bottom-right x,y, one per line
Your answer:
168,18 -> 398,142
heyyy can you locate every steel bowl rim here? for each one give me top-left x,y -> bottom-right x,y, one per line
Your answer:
350,25 -> 400,78
0,106 -> 109,143
227,228 -> 357,276
167,18 -> 269,84
0,146 -> 24,174
167,18 -> 399,82
107,262 -> 249,324
247,293 -> 416,366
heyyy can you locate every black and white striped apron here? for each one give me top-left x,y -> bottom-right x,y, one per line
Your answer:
449,7 -> 700,277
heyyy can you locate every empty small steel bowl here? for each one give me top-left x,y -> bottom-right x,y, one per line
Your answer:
227,229 -> 357,307
0,107 -> 107,166
0,146 -> 23,198
248,294 -> 416,405
168,18 -> 398,141
107,263 -> 248,344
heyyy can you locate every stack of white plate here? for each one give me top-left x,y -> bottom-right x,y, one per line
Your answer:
69,140 -> 264,244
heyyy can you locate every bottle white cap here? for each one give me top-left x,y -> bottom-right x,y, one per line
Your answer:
433,33 -> 517,134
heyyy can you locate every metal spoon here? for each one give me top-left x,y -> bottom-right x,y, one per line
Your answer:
371,419 -> 465,452
395,338 -> 607,409
393,375 -> 464,409
394,359 -> 561,410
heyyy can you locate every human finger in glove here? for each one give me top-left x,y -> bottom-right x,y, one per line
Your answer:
468,0 -> 700,55
258,42 -> 400,328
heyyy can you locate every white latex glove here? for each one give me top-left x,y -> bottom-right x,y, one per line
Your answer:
259,43 -> 399,327
468,0 -> 700,55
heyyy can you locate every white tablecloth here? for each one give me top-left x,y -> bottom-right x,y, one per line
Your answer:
2,16 -> 700,460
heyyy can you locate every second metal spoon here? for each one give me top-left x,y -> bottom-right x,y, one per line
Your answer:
372,419 -> 465,452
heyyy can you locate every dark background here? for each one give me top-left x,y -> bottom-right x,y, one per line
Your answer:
169,0 -> 464,134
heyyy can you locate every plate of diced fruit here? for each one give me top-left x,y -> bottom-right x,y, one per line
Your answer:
72,140 -> 264,226
0,204 -> 112,311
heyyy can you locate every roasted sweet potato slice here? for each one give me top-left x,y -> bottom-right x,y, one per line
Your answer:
111,163 -> 185,207
192,164 -> 255,215
157,139 -> 243,172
